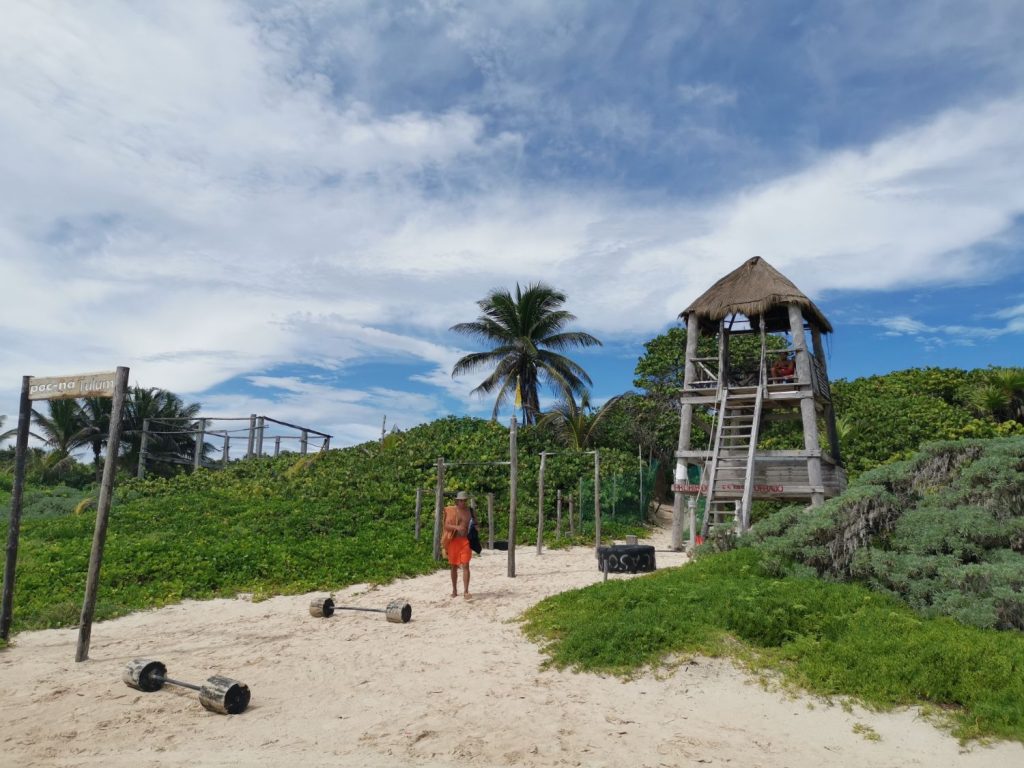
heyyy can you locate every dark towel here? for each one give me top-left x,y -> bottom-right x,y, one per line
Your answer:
467,519 -> 482,554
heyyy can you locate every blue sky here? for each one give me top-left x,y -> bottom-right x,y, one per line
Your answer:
1,1 -> 1023,447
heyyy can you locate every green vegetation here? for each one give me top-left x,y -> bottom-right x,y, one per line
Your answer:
750,437 -> 1024,630
522,547 -> 1024,742
831,368 -> 1024,475
3,417 -> 644,634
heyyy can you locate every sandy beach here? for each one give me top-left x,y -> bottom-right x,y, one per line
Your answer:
1,528 -> 1021,768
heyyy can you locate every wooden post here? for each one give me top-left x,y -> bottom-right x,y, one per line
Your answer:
193,418 -> 205,470
0,376 -> 31,641
508,415 -> 518,577
300,429 -> 308,455
593,449 -> 601,549
76,365 -> 130,662
247,414 -> 256,458
638,443 -> 643,519
812,327 -> 843,466
578,477 -> 584,531
555,489 -> 562,538
414,487 -> 423,541
136,418 -> 149,479
432,458 -> 445,561
568,495 -> 575,536
789,304 -> 824,506
536,451 -> 547,555
323,436 -> 330,451
687,496 -> 697,551
255,417 -> 265,457
274,436 -> 281,457
672,311 -> 701,551
487,492 -> 495,550
222,433 -> 230,468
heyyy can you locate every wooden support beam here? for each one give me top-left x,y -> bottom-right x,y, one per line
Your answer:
75,366 -> 130,661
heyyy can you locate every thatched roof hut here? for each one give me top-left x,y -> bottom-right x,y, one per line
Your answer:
680,256 -> 832,334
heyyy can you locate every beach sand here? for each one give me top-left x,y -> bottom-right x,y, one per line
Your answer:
1,527 -> 1021,767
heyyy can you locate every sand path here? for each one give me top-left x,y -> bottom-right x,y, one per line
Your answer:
1,528 -> 1021,767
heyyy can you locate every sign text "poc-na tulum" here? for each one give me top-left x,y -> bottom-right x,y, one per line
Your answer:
28,371 -> 118,401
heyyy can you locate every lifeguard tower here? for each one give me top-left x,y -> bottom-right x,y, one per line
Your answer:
671,257 -> 846,535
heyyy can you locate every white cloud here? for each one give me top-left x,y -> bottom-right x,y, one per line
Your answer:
677,83 -> 737,107
2,2 -> 1023,445
877,316 -> 929,336
873,313 -> 1017,350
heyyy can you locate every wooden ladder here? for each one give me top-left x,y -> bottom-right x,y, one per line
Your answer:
699,383 -> 764,536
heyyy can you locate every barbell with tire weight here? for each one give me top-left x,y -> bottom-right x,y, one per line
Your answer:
309,596 -> 412,623
122,658 -> 251,715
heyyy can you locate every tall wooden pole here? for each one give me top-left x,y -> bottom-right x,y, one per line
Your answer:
0,376 -> 31,641
789,304 -> 824,506
300,429 -> 308,455
593,449 -> 601,549
76,366 -> 130,662
508,415 -> 518,577
246,414 -> 256,458
638,444 -> 644,519
687,496 -> 697,552
568,495 -> 575,537
136,418 -> 149,479
222,433 -> 230,468
432,458 -> 445,561
193,418 -> 205,470
812,327 -> 842,467
255,417 -> 265,458
672,312 -> 701,551
487,492 -> 495,550
578,477 -> 583,530
536,451 -> 547,555
555,489 -> 562,538
414,487 -> 423,541
274,436 -> 281,457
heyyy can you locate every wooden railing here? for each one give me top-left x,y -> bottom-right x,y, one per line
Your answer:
808,352 -> 831,401
690,356 -> 719,388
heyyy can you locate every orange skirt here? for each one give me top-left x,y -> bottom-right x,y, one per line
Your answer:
445,535 -> 472,565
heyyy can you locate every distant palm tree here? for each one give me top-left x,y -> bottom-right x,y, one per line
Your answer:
78,389 -> 203,479
450,283 -> 602,424
538,392 -> 622,451
0,414 -> 14,445
970,368 -> 1024,423
31,400 -> 92,479
32,400 -> 91,456
80,397 -> 113,482
123,387 -> 203,474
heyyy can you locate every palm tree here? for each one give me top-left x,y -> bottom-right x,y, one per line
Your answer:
538,392 -> 623,451
31,400 -> 92,480
0,415 -> 15,445
970,368 -> 1024,423
80,397 -> 113,482
32,400 -> 91,455
450,283 -> 602,424
122,387 -> 202,474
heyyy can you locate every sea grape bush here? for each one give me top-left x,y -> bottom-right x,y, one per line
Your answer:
749,437 -> 1024,630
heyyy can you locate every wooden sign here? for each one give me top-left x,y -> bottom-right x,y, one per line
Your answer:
28,371 -> 117,401
672,482 -> 785,494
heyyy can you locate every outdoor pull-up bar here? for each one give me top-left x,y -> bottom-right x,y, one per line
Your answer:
533,450 -> 600,554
